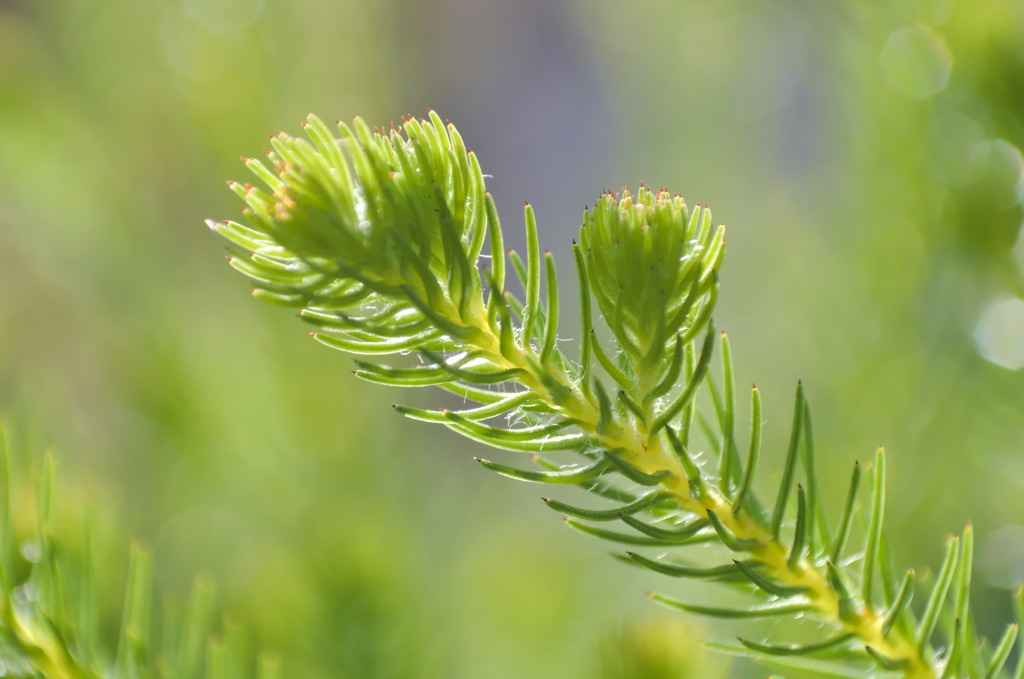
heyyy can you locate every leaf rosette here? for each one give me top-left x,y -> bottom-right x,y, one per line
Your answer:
579,187 -> 723,390
213,112 -> 496,354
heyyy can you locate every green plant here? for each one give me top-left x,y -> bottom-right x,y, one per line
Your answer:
0,429 -> 277,679
209,111 -> 1024,678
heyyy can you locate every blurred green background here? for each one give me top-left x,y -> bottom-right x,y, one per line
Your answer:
2,0 -> 1024,676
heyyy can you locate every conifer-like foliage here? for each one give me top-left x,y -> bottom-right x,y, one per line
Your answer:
211,112 -> 1024,678
0,430 -> 277,679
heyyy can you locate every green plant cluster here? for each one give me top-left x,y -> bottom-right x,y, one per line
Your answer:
210,112 -> 1024,678
0,430 -> 277,679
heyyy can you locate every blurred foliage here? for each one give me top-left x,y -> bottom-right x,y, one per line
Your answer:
1,0 -> 1023,677
597,616 -> 722,679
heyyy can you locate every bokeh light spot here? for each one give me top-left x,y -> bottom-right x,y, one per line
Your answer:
968,139 -> 1024,208
974,296 -> 1024,369
879,25 -> 953,99
182,0 -> 266,34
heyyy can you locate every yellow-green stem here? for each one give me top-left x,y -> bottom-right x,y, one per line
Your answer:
455,302 -> 937,679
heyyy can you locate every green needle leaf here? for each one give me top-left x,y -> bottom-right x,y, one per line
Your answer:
352,361 -> 454,387
491,285 -> 519,361
521,203 -> 542,345
665,427 -> 706,499
881,569 -> 915,637
572,241 -> 593,396
940,620 -> 963,679
617,390 -> 647,425
314,331 -> 438,356
618,514 -> 708,543
707,641 -> 869,678
476,456 -> 610,484
644,334 -> 685,406
485,194 -> 506,308
649,593 -> 812,619
801,399 -> 828,554
788,485 -> 808,571
117,543 -> 154,669
452,421 -> 588,452
771,381 -> 805,539
917,535 -> 960,653
983,623 -> 1017,679
678,342 -> 697,447
826,562 -> 857,624
865,645 -> 909,671
443,411 -> 577,443
593,379 -> 614,435
540,251 -> 560,364
830,461 -> 862,564
650,324 -> 716,435
563,519 -> 712,547
863,447 -> 886,607
419,349 -> 526,384
625,552 -> 744,579
591,331 -> 633,392
733,384 -> 761,516
706,510 -> 760,552
541,491 -> 676,521
738,632 -> 855,656
174,575 -> 216,679
733,559 -> 811,597
393,392 -> 536,423
603,450 -> 671,486
954,523 -> 975,674
531,456 -> 637,504
717,332 -> 740,491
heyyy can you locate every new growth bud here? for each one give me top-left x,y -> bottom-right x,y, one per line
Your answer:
578,187 -> 724,386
